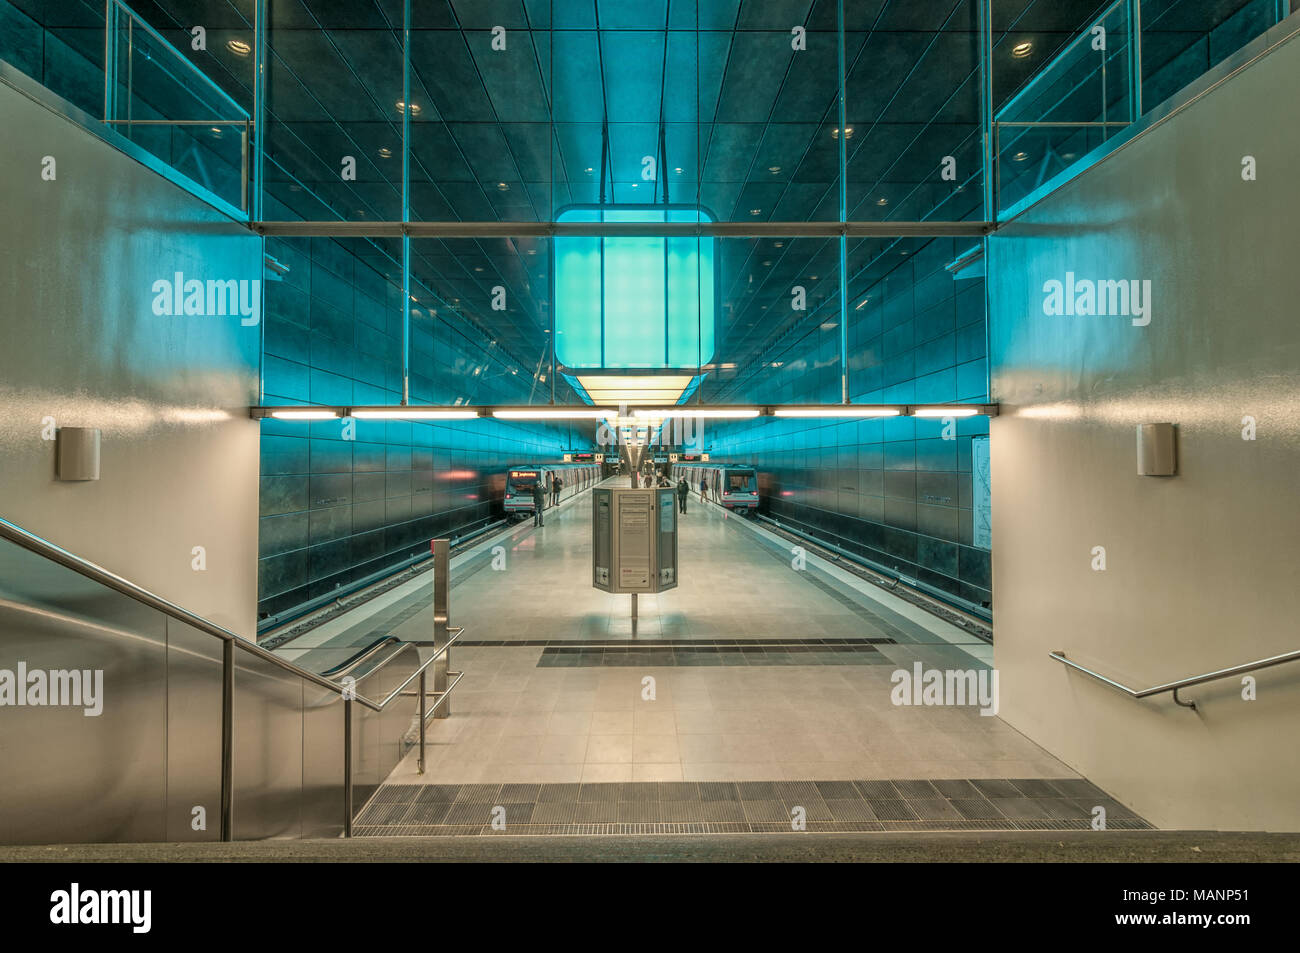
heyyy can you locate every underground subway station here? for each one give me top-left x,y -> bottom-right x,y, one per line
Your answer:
0,0 -> 1297,930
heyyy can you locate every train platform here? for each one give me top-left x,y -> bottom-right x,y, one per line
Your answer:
266,478 -> 1148,837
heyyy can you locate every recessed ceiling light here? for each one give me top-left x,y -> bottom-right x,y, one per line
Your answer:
497,182 -> 509,190
378,147 -> 392,158
773,241 -> 784,248
750,208 -> 761,215
674,167 -> 683,174
396,101 -> 421,116
768,166 -> 782,173
1012,41 -> 1034,58
831,126 -> 854,139
762,260 -> 772,266
210,126 -> 223,136
876,197 -> 888,206
227,39 -> 250,56
1062,152 -> 1077,160
585,167 -> 593,173
1012,151 -> 1029,162
474,266 -> 483,272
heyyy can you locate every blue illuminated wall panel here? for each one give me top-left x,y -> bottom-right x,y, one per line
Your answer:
555,206 -> 715,369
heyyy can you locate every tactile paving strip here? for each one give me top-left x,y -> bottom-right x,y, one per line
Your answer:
351,778 -> 1152,836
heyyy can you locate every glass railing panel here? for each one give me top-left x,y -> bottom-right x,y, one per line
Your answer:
0,0 -> 249,214
995,0 -> 1135,214
105,1 -> 249,211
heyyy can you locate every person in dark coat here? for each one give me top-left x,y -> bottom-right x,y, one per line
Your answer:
552,473 -> 562,505
676,478 -> 688,513
531,479 -> 545,526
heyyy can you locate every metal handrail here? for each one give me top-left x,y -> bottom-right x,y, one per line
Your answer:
1050,649 -> 1300,710
0,515 -> 465,839
0,516 -> 393,710
321,636 -> 403,678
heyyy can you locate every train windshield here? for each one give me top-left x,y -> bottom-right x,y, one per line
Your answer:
508,471 -> 539,491
726,471 -> 756,492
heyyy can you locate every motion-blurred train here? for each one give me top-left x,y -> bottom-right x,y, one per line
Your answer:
670,462 -> 760,514
503,462 -> 602,520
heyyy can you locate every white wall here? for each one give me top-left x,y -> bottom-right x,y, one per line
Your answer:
0,78 -> 261,637
987,30 -> 1300,830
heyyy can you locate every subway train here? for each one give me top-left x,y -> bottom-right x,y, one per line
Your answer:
670,462 -> 760,514
503,462 -> 602,520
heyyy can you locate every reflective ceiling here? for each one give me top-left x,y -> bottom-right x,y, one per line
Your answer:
23,0 -> 1258,398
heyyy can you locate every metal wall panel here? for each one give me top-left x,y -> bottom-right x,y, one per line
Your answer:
231,651 -> 303,840
0,542 -> 168,844
164,618 -> 223,842
301,683 -> 345,839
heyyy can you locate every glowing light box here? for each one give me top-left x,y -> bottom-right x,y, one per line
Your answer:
554,206 -> 715,369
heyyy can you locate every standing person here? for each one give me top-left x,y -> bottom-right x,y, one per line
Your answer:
677,477 -> 688,514
531,478 -> 545,527
699,476 -> 708,504
552,473 -> 562,505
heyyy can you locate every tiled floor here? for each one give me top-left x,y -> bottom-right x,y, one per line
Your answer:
306,481 -> 1080,788
383,644 -> 1076,784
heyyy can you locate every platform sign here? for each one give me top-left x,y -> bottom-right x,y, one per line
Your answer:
591,487 -> 678,594
973,435 -> 991,550
563,453 -> 573,462
595,453 -> 605,462
701,453 -> 710,462
669,453 -> 679,462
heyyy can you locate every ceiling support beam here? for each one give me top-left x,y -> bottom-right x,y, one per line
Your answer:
251,220 -> 995,239
250,403 -> 1000,421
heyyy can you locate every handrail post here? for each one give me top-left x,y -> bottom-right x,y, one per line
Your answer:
343,698 -> 353,837
417,670 -> 427,774
220,638 -> 233,842
432,538 -> 452,719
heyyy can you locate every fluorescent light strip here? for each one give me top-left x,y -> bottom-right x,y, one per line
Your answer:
351,409 -> 479,419
270,409 -> 340,420
493,409 -> 616,419
774,407 -> 901,418
634,408 -> 760,419
913,407 -> 980,417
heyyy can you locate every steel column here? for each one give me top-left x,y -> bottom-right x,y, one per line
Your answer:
1128,0 -> 1143,120
836,0 -> 849,404
417,670 -> 426,773
220,638 -> 233,841
978,0 -> 995,221
401,0 -> 412,406
252,0 -> 266,222
343,698 -> 353,836
432,538 -> 452,718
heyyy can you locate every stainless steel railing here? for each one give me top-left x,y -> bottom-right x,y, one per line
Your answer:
1050,649 -> 1300,710
0,515 -> 463,840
